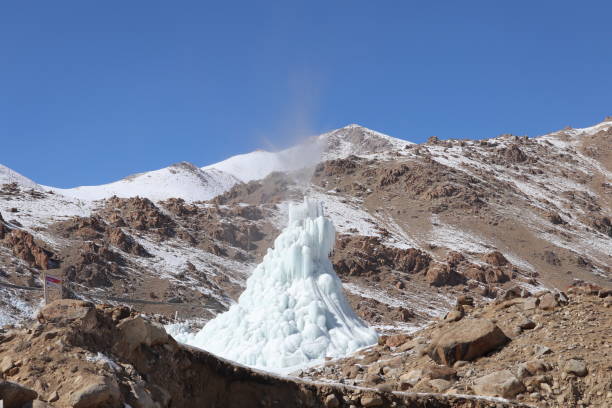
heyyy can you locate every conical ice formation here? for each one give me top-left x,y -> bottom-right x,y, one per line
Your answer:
180,198 -> 378,370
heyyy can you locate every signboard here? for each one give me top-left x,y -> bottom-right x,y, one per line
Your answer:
45,274 -> 62,287
41,272 -> 63,304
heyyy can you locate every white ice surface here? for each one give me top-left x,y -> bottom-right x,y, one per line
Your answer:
172,198 -> 378,371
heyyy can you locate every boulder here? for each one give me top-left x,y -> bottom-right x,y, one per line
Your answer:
483,251 -> 509,266
360,395 -> 384,407
38,299 -> 98,330
425,263 -> 464,286
115,316 -> 169,352
456,295 -> 474,306
428,319 -> 509,366
539,293 -> 558,310
564,359 -> 588,377
399,369 -> 423,387
423,365 -> 458,381
324,394 -> 340,408
69,376 -> 121,408
0,380 -> 38,408
472,370 -> 525,399
428,378 -> 452,393
517,318 -> 536,330
517,359 -> 548,378
385,333 -> 410,348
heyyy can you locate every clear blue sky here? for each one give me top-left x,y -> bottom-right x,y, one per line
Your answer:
1,1 -> 611,187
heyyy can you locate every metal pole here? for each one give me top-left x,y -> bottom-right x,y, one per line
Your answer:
42,271 -> 48,305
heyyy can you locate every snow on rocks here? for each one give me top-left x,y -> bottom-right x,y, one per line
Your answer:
175,198 -> 378,371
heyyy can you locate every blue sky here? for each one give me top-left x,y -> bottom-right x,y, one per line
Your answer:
1,1 -> 611,187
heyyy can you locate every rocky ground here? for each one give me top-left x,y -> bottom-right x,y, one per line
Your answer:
300,281 -> 612,408
0,299 -> 532,408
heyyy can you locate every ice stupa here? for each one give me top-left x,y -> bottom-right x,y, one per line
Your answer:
178,198 -> 378,370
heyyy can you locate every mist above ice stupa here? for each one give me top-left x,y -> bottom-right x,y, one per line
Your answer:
174,198 -> 377,371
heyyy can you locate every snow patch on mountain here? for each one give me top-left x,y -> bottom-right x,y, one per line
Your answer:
0,164 -> 42,190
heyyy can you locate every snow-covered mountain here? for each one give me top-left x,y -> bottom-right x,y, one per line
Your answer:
49,162 -> 240,202
0,164 -> 42,190
204,124 -> 413,183
1,124 -> 410,203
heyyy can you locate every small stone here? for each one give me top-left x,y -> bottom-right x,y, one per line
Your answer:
472,370 -> 526,399
399,369 -> 423,387
423,365 -> 457,381
360,395 -> 384,407
0,356 -> 15,373
535,345 -> 552,356
564,359 -> 588,377
429,379 -> 452,392
47,390 -> 60,402
453,360 -> 468,368
376,383 -> 393,393
457,295 -> 474,306
445,310 -> 464,322
518,318 -> 536,330
539,293 -> 558,310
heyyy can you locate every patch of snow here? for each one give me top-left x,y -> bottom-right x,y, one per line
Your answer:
428,215 -> 493,253
0,288 -> 39,327
85,352 -> 121,372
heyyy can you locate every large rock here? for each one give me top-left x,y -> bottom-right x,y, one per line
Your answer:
483,251 -> 509,266
0,380 -> 38,408
69,376 -> 121,408
425,263 -> 464,286
564,359 -> 588,377
472,370 -> 525,399
115,316 -> 169,352
427,319 -> 509,366
38,299 -> 98,330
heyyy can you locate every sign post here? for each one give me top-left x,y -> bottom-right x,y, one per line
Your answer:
42,271 -> 48,305
42,273 -> 62,304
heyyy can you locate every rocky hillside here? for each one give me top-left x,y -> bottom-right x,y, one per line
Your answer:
0,118 -> 610,406
300,281 -> 612,408
0,119 -> 610,333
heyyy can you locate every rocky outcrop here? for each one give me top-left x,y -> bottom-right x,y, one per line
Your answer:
62,242 -> 124,287
107,227 -> 150,257
482,251 -> 509,267
333,235 -> 431,277
425,263 -> 465,286
2,229 -> 53,269
102,196 -> 176,237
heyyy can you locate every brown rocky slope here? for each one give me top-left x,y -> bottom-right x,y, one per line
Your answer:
0,299 -> 530,408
